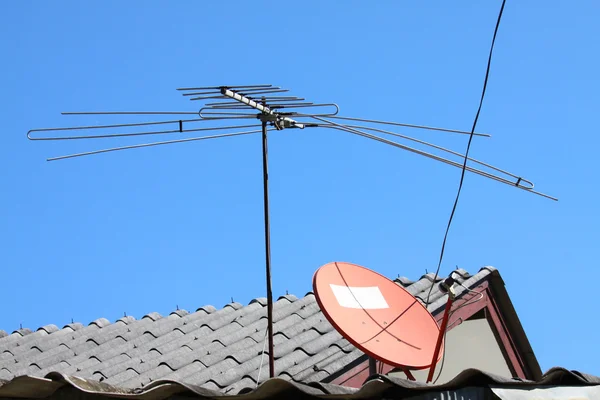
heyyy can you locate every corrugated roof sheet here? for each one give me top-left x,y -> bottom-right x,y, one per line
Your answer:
0,267 -> 491,393
0,368 -> 598,400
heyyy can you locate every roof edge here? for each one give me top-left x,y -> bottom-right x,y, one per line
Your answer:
485,267 -> 542,381
1,367 -> 598,400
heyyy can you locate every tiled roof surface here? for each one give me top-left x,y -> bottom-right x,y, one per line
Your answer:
0,267 -> 494,394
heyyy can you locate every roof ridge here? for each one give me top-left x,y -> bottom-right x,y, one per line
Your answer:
0,270 -> 481,344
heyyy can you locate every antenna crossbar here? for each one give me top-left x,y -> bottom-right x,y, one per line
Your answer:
219,88 -> 306,130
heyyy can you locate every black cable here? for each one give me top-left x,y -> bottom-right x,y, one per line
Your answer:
425,0 -> 507,306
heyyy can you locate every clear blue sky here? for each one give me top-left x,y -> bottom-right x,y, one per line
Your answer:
2,1 -> 598,376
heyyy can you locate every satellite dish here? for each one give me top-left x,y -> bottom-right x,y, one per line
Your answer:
313,261 -> 442,370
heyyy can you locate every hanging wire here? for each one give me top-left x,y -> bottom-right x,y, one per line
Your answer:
256,325 -> 270,388
425,0 -> 508,306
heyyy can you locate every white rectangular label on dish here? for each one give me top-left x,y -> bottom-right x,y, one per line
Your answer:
330,284 -> 390,309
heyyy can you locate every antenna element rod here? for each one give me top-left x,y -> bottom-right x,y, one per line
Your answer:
327,115 -> 491,138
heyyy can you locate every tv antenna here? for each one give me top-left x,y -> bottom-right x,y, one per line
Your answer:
27,83 -> 557,379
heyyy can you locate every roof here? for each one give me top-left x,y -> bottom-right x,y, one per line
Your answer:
1,368 -> 599,400
0,267 -> 524,394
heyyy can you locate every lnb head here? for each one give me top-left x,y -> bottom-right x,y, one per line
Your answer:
438,274 -> 456,294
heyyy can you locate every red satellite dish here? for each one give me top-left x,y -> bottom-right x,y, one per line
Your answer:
313,261 -> 442,370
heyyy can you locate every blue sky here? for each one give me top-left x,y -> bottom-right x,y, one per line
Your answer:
2,1 -> 598,376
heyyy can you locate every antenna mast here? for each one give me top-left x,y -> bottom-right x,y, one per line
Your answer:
259,102 -> 275,378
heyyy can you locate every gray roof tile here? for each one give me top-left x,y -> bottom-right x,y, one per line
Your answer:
201,380 -> 222,392
0,368 -> 11,380
37,325 -> 59,335
320,348 -> 364,376
196,305 -> 217,314
164,358 -> 240,389
63,323 -> 84,331
116,316 -> 136,325
272,330 -> 320,359
394,276 -> 414,286
90,318 -> 111,329
301,330 -> 344,356
222,376 -> 256,394
0,267 -> 495,392
141,313 -> 162,322
169,309 -> 189,318
121,363 -> 175,387
13,328 -> 33,337
104,367 -> 139,385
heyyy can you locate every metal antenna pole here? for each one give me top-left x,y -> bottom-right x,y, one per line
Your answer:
260,113 -> 275,379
